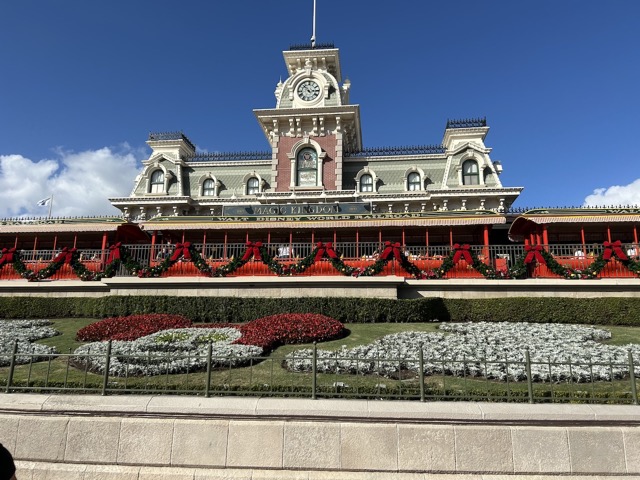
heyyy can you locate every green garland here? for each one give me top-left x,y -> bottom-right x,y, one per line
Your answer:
417,247 -> 504,280
2,241 -> 640,282
511,248 -> 640,280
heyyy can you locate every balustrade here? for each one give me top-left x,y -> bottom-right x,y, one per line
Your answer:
0,242 -> 638,280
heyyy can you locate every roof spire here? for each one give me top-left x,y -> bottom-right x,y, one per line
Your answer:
310,0 -> 317,48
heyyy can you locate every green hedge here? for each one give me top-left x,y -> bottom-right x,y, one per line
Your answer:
1,296 -> 640,325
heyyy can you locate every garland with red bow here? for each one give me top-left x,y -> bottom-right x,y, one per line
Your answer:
603,240 -> 628,261
2,239 -> 638,281
508,240 -> 640,279
0,247 -> 17,268
524,245 -> 546,265
431,244 -> 504,279
0,244 -> 138,281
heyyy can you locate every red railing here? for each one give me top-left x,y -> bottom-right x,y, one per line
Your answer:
1,243 -> 638,281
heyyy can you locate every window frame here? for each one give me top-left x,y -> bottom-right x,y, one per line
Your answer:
407,172 -> 421,191
462,160 -> 480,185
359,174 -> 374,192
202,178 -> 216,196
247,177 -> 260,195
150,170 -> 165,194
296,148 -> 318,187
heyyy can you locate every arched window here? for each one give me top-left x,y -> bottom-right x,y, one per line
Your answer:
407,172 -> 421,191
296,148 -> 317,187
202,178 -> 215,196
247,177 -> 260,195
150,170 -> 164,193
360,174 -> 374,192
462,160 -> 479,185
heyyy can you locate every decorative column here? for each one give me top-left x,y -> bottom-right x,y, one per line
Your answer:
483,225 -> 490,263
151,231 -> 157,262
101,232 -> 108,262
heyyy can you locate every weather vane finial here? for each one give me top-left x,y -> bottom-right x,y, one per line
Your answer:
310,0 -> 317,48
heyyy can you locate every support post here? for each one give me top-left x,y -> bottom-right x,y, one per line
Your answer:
5,340 -> 18,393
101,232 -> 108,263
102,340 -> 112,396
525,349 -> 534,404
419,343 -> 425,402
542,225 -> 549,250
311,342 -> 317,400
205,343 -> 213,398
482,225 -> 490,263
630,351 -> 638,406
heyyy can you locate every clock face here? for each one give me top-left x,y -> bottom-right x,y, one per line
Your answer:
297,80 -> 321,101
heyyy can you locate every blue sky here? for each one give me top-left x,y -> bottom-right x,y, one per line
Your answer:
1,1 -> 639,217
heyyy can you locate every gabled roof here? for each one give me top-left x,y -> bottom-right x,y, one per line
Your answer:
508,207 -> 640,239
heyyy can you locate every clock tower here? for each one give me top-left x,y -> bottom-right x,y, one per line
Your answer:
254,44 -> 362,192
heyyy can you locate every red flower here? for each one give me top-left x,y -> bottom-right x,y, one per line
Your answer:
233,313 -> 343,351
76,314 -> 192,341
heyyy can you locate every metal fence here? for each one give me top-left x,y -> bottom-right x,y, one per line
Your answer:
2,243 -> 639,280
1,341 -> 637,404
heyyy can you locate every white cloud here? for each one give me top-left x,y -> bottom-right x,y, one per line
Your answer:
583,178 -> 640,207
0,146 -> 141,218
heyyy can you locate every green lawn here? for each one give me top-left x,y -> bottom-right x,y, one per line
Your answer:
1,318 -> 638,403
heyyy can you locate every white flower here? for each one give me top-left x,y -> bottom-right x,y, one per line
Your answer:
284,322 -> 640,383
73,327 -> 263,376
0,319 -> 59,366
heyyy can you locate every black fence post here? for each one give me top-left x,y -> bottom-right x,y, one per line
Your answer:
629,351 -> 638,406
525,349 -> 534,404
205,343 -> 213,398
5,340 -> 18,393
311,342 -> 317,400
101,340 -> 112,396
419,343 -> 425,402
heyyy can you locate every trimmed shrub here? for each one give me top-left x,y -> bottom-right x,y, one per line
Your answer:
1,296 -> 640,326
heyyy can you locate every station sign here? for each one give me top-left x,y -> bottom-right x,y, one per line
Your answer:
223,202 -> 371,217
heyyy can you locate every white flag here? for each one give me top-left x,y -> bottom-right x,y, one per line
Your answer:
37,197 -> 51,207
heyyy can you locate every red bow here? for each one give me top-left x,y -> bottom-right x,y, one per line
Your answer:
170,242 -> 192,262
0,247 -> 17,267
314,242 -> 339,262
452,244 -> 473,264
241,241 -> 263,261
524,245 -> 545,265
53,247 -> 77,264
380,241 -> 402,260
603,240 -> 628,261
107,242 -> 122,263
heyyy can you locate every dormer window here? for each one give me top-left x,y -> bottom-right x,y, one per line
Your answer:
360,174 -> 374,192
462,160 -> 479,185
203,179 -> 216,196
247,177 -> 260,195
297,148 -> 317,187
407,172 -> 421,191
150,170 -> 164,193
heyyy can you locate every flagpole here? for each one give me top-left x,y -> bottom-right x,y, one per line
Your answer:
48,194 -> 53,218
311,0 -> 316,47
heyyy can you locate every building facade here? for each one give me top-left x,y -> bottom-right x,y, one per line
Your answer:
107,43 -> 521,249
1,43 -> 638,282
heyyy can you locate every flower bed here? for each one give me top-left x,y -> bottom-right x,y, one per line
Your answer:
234,313 -> 344,351
0,319 -> 59,366
73,327 -> 263,376
284,322 -> 640,382
76,314 -> 192,341
73,313 -> 344,376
